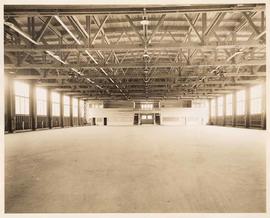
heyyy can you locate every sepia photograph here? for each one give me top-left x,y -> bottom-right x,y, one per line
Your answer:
1,0 -> 269,216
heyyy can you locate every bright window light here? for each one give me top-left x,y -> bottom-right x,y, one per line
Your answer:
72,98 -> 78,117
250,84 -> 262,114
14,81 -> 30,115
141,103 -> 153,110
63,95 -> 70,117
36,87 -> 47,116
80,100 -> 85,117
217,96 -> 224,117
210,98 -> 216,117
142,115 -> 147,119
52,92 -> 60,116
225,94 -> 233,116
147,115 -> 153,119
92,103 -> 102,108
236,90 -> 245,115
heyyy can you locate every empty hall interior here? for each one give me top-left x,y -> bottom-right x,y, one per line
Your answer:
3,3 -> 268,213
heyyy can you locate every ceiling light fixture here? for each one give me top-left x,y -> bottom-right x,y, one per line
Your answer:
4,21 -> 40,45
101,68 -> 108,76
140,19 -> 150,26
46,50 -> 67,65
85,50 -> 98,64
226,51 -> 244,61
54,15 -> 81,45
96,84 -> 103,89
109,78 -> 115,84
71,68 -> 84,76
86,78 -> 95,84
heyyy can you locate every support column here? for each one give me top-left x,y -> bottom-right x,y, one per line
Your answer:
60,93 -> 64,128
215,97 -> 218,125
78,98 -> 81,126
70,96 -> 73,127
261,82 -> 266,129
223,95 -> 226,126
245,87 -> 250,128
30,82 -> 37,131
83,100 -> 86,125
47,88 -> 52,129
232,91 -> 237,127
6,75 -> 15,133
208,99 -> 212,124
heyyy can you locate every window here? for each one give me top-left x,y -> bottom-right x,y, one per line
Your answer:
63,95 -> 70,117
226,94 -> 233,116
250,85 -> 262,114
217,96 -> 224,116
91,103 -> 103,108
142,114 -> 153,119
36,87 -> 47,116
52,92 -> 60,116
210,98 -> 216,117
14,81 -> 30,115
80,100 -> 85,117
147,115 -> 153,119
73,98 -> 78,117
141,103 -> 153,110
236,90 -> 245,115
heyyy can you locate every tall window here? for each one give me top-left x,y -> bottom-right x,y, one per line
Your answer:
73,98 -> 78,117
217,96 -> 224,116
63,95 -> 70,117
52,92 -> 60,116
226,94 -> 233,116
250,84 -> 262,114
14,81 -> 30,115
36,87 -> 47,116
236,90 -> 245,115
80,100 -> 85,118
210,98 -> 216,117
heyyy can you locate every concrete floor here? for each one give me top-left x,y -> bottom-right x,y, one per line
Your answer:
5,126 -> 266,213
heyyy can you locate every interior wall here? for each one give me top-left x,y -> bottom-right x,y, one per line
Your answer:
85,100 -> 209,126
86,108 -> 134,126
160,107 -> 208,126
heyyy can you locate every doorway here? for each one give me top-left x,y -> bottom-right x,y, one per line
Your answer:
141,114 -> 154,124
155,113 -> 161,125
104,117 -> 107,126
134,113 -> 139,125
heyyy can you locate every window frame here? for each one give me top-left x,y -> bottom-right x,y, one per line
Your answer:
236,90 -> 246,116
14,81 -> 30,115
217,96 -> 224,117
80,100 -> 85,118
72,98 -> 79,117
36,87 -> 47,116
63,95 -> 71,117
250,84 -> 263,115
141,103 -> 153,110
225,94 -> 233,116
52,92 -> 61,116
210,98 -> 216,118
